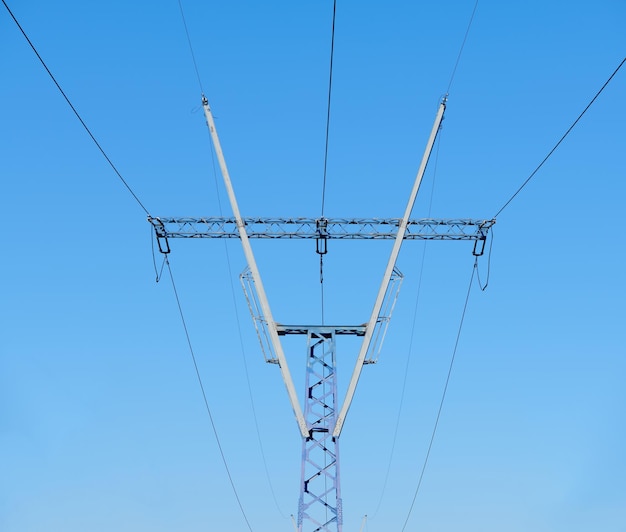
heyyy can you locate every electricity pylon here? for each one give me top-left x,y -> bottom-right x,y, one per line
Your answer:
150,95 -> 494,531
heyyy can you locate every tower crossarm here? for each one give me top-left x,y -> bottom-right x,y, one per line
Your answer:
148,216 -> 495,241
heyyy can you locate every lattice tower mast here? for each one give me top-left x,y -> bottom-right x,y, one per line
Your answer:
150,95 -> 493,532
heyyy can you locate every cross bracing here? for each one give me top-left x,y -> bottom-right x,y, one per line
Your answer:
148,216 -> 494,242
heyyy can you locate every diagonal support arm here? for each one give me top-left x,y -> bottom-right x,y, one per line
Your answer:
202,96 -> 309,438
333,98 -> 447,437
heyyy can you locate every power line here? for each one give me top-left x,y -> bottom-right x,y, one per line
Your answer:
493,55 -> 626,219
216,233 -> 290,519
476,227 -> 494,291
400,260 -> 477,531
320,0 -> 337,218
2,0 -> 151,217
319,0 -> 338,324
370,133 -> 443,519
371,0 -> 476,507
177,0 -> 204,94
172,0 -> 288,517
208,140 -> 290,520
150,226 -> 167,283
447,0 -> 479,94
320,254 -> 326,325
164,256 -> 255,532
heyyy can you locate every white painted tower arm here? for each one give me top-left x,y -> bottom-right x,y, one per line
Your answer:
333,98 -> 447,437
201,96 -> 309,438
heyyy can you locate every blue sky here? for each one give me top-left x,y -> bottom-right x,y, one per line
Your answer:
2,1 -> 625,531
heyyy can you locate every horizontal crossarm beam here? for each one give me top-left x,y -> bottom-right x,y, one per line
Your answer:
148,217 -> 495,240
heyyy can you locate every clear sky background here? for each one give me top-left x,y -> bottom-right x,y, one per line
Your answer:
2,1 -> 625,531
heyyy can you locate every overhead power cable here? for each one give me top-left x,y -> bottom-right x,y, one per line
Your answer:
176,0 -> 204,94
446,0 -> 479,94
151,227 -> 167,282
372,0 -> 477,513
174,0 -> 288,518
400,260 -> 477,532
319,0 -> 338,325
493,55 -> 626,219
371,133 -> 443,519
207,140 -> 289,519
2,0 -> 151,217
165,257 -> 254,532
320,0 -> 337,218
476,227 -> 494,291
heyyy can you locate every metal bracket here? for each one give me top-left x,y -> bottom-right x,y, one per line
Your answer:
365,266 -> 404,364
148,216 -> 170,254
240,267 -> 278,364
316,217 -> 328,255
472,220 -> 494,256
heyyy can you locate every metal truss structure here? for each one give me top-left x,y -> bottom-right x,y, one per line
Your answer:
240,266 -> 404,367
297,327 -> 350,532
151,94 -> 493,531
148,216 -> 495,242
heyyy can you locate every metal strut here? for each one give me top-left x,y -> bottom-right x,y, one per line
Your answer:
200,95 -> 309,438
334,97 -> 447,437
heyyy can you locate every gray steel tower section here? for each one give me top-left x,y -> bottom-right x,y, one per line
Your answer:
297,327 -> 344,532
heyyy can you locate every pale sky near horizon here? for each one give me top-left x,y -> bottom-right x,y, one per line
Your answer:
2,1 -> 625,531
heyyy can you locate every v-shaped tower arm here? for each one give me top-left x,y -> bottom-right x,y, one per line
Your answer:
201,96 -> 309,438
333,98 -> 447,438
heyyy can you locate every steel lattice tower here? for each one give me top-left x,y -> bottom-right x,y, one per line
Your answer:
299,328 -> 342,531
150,95 -> 493,531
